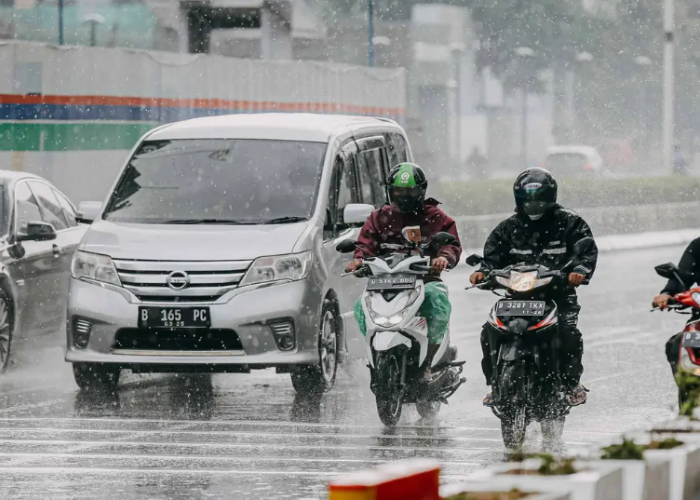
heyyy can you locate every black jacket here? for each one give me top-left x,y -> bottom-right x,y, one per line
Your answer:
662,237 -> 700,295
480,205 -> 599,293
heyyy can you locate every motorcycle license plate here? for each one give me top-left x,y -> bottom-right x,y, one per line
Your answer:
367,274 -> 416,291
139,307 -> 210,329
496,300 -> 546,317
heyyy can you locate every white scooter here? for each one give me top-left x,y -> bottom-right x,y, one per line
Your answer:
337,228 -> 466,426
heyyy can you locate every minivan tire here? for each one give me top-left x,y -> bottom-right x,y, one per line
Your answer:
291,301 -> 338,395
73,363 -> 121,392
0,287 -> 14,375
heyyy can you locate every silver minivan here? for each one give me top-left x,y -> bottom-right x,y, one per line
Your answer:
66,113 -> 413,393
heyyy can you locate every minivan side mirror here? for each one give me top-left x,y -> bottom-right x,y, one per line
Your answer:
16,221 -> 57,242
343,204 -> 374,226
77,201 -> 103,224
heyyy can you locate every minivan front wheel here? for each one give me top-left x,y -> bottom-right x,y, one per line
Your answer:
73,363 -> 120,392
291,302 -> 338,395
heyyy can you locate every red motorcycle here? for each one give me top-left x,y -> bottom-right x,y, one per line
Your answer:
654,262 -> 700,405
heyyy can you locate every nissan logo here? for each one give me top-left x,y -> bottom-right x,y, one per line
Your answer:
166,271 -> 190,290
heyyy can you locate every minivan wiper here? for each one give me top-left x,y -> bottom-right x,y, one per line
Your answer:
260,216 -> 308,224
159,218 -> 261,225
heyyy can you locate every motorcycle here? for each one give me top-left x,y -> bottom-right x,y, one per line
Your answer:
336,227 -> 466,426
653,262 -> 700,407
465,237 -> 595,450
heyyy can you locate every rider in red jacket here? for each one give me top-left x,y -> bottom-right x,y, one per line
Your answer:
346,163 -> 462,376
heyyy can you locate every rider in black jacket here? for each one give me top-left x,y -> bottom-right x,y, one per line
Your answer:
652,237 -> 700,374
470,168 -> 599,407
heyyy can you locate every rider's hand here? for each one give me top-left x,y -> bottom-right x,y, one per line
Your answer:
431,257 -> 449,275
345,259 -> 363,273
568,273 -> 586,287
470,272 -> 486,285
653,293 -> 673,311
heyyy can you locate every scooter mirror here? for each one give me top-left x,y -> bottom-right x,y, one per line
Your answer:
466,254 -> 483,267
336,240 -> 358,254
655,262 -> 687,288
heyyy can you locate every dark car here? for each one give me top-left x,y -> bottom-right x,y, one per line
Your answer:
0,171 -> 86,374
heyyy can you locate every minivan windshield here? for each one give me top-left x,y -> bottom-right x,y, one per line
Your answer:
103,139 -> 327,224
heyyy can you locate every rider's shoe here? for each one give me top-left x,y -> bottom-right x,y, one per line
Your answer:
483,392 -> 495,407
567,383 -> 589,406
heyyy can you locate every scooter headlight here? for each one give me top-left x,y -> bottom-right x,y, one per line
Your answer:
509,271 -> 538,292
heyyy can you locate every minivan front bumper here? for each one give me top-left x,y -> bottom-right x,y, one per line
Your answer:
65,277 -> 321,370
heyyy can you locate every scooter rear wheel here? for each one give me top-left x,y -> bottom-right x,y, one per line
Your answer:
375,352 -> 404,426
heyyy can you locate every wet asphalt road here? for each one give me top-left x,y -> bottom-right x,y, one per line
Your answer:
0,246 -> 688,499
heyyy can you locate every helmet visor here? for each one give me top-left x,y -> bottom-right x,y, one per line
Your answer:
522,200 -> 553,218
390,186 -> 422,213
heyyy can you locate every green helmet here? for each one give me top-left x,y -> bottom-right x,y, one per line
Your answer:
387,163 -> 428,214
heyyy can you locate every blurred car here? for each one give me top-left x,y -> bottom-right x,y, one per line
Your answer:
543,145 -> 604,177
0,171 -> 86,375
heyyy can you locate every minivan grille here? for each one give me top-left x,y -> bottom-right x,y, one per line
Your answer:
112,328 -> 243,352
114,259 -> 252,303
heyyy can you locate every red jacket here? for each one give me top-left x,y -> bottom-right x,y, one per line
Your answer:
353,199 -> 463,280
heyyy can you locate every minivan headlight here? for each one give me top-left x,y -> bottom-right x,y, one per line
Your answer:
71,251 -> 121,286
240,251 -> 312,287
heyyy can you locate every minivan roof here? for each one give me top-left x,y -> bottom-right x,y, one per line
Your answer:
146,113 -> 401,143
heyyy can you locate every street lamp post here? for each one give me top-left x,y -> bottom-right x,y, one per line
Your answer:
450,42 -> 467,165
58,0 -> 64,45
570,51 -> 594,140
634,56 -> 653,158
515,46 -> 535,169
663,0 -> 675,173
368,0 -> 374,67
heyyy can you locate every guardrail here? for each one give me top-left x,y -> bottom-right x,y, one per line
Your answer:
328,416 -> 700,500
455,202 -> 700,251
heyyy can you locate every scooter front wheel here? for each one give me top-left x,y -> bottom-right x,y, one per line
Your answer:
375,352 -> 404,426
501,407 -> 527,449
416,400 -> 441,420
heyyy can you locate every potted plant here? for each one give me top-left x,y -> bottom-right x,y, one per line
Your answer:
464,453 -> 623,500
599,438 -> 671,500
440,484 -> 569,500
617,432 -> 700,500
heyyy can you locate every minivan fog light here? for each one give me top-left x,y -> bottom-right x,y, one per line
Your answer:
270,321 -> 296,351
73,318 -> 92,349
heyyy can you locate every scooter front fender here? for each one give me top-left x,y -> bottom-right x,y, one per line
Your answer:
372,331 -> 412,353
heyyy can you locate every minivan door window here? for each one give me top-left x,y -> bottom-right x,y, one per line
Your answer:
28,181 -> 68,231
103,139 -> 327,224
386,133 -> 409,166
357,148 -> 388,207
336,154 -> 360,228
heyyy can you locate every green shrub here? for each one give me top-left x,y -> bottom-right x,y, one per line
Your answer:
676,370 -> 700,418
647,437 -> 684,450
601,438 -> 646,460
439,177 -> 700,216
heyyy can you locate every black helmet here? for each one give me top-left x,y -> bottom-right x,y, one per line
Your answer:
513,167 -> 558,220
387,162 -> 428,214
